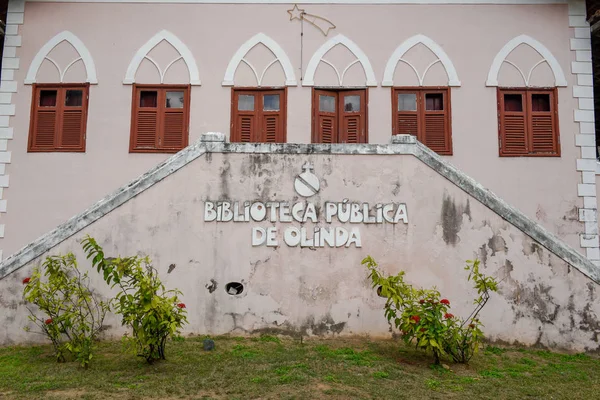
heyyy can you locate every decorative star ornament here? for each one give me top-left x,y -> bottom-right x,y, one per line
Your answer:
287,4 -> 305,21
287,4 -> 336,36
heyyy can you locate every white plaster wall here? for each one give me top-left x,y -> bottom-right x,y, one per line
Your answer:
1,2 -> 583,269
0,152 -> 598,351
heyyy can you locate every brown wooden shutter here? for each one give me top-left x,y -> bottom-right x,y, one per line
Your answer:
30,88 -> 58,150
498,89 -> 528,156
319,115 -> 336,144
59,88 -> 87,150
239,115 -> 254,142
263,114 -> 281,142
339,90 -> 366,144
313,89 -> 337,143
60,109 -> 84,147
162,112 -> 185,148
232,91 -> 257,143
529,90 -> 559,155
132,88 -> 158,150
421,90 -> 451,155
160,88 -> 189,151
393,90 -> 419,136
261,90 -> 285,143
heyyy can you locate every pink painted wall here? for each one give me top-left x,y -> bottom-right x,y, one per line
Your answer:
1,2 -> 583,262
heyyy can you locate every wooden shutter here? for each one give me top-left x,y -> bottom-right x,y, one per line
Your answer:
421,90 -> 451,155
232,91 -> 257,143
498,89 -> 528,156
263,114 -> 281,143
313,89 -> 338,143
30,88 -> 58,150
59,88 -> 87,149
393,90 -> 419,136
132,89 -> 158,150
339,90 -> 366,144
261,90 -> 285,143
529,90 -> 559,155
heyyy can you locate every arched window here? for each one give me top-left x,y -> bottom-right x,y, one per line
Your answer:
304,34 -> 375,144
124,30 -> 198,153
384,35 -> 460,155
487,35 -> 566,157
223,33 -> 295,143
25,31 -> 96,152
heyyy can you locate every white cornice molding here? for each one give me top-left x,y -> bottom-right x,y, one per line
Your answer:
25,31 -> 98,84
24,0 -> 569,4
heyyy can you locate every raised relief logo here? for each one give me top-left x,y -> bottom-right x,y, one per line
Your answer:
294,162 -> 320,197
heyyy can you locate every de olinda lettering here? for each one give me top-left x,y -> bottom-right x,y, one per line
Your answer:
202,163 -> 408,248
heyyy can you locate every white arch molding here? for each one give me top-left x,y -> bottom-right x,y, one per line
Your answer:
222,33 -> 297,86
25,31 -> 98,84
486,34 -> 567,87
303,34 -> 377,87
382,34 -> 461,87
123,30 -> 201,85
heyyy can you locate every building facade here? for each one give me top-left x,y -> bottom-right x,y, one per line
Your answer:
0,0 -> 599,350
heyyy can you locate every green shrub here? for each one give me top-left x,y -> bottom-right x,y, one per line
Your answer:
22,253 -> 109,368
82,236 -> 187,364
364,257 -> 498,364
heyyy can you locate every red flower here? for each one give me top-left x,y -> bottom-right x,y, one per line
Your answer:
444,313 -> 454,319
440,299 -> 450,305
410,315 -> 421,323
177,303 -> 186,309
420,328 -> 426,333
44,318 -> 53,325
419,299 -> 425,304
22,277 -> 31,284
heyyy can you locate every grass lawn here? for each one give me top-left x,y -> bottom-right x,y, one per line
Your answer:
0,335 -> 599,399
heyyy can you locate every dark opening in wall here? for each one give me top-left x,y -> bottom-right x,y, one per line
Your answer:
225,282 -> 244,295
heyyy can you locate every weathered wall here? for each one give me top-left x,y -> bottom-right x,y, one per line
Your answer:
0,1 -> 585,262
1,149 -> 599,351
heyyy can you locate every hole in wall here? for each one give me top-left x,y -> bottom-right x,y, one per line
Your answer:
376,286 -> 386,298
225,282 -> 244,295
